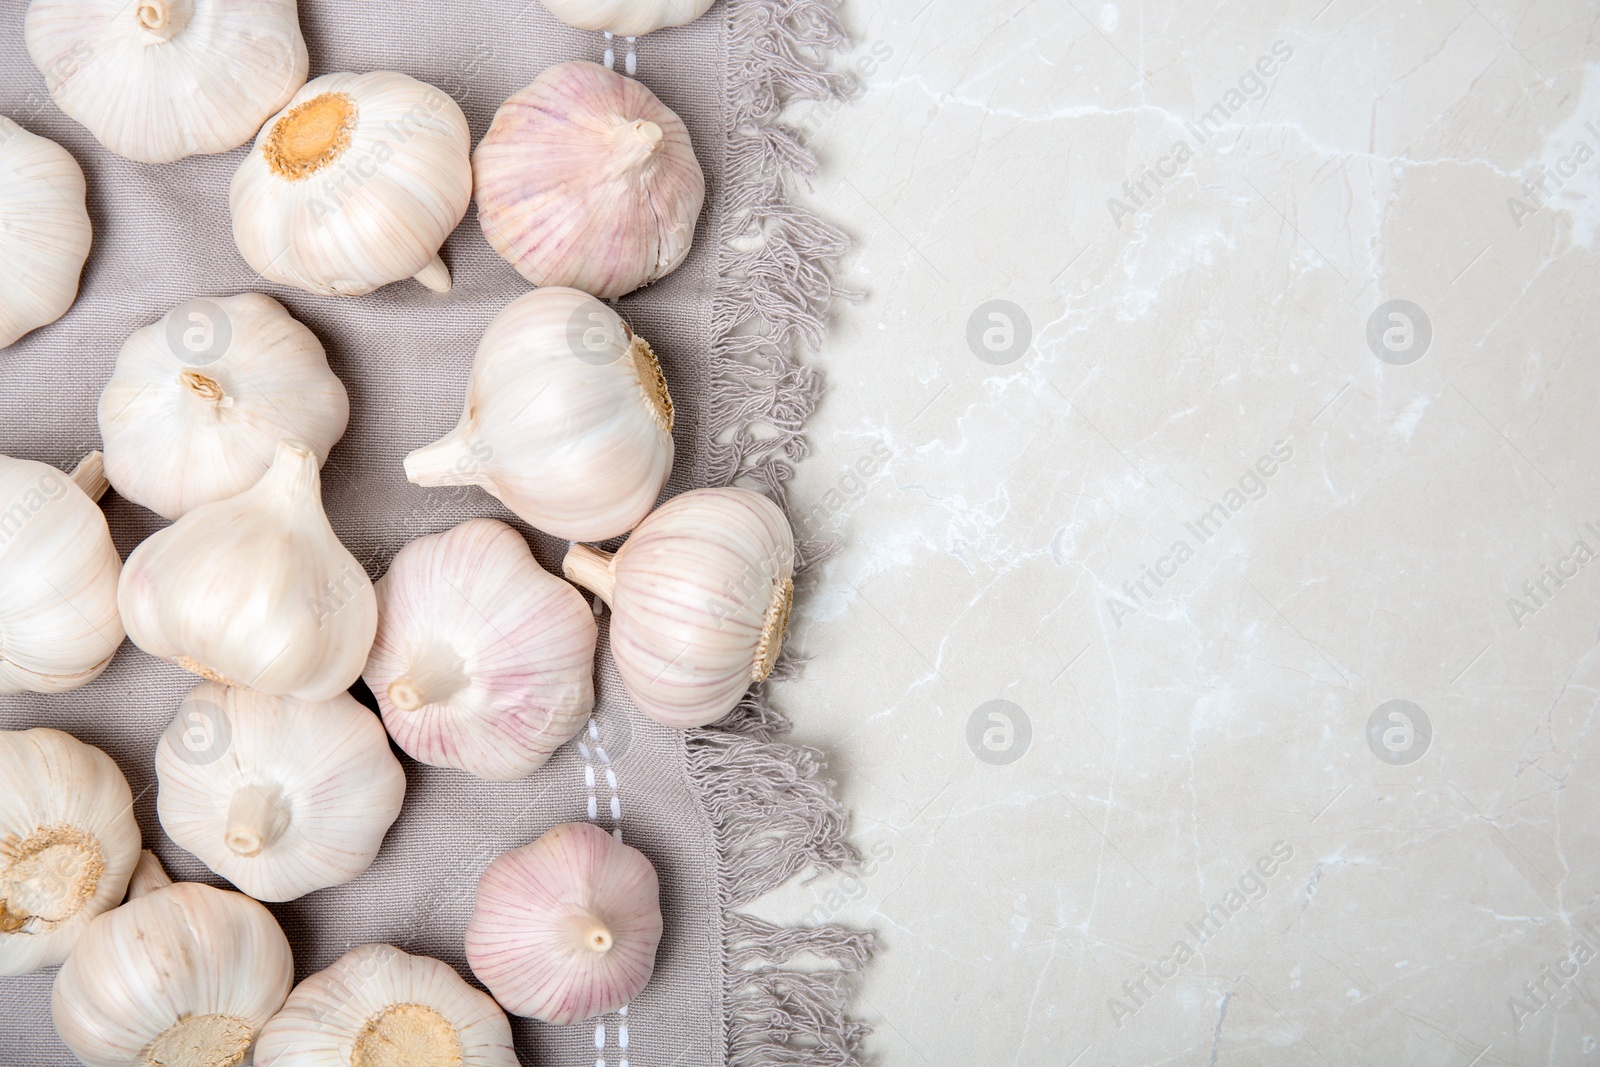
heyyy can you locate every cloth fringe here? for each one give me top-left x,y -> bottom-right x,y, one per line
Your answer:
691,0 -> 874,1059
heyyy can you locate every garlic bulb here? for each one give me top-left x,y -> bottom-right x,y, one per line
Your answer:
465,822 -> 662,1024
563,487 -> 794,727
0,451 -> 125,695
0,728 -> 140,976
363,519 -> 596,781
0,116 -> 91,348
25,0 -> 308,164
100,293 -> 349,521
474,61 -> 705,299
155,681 -> 406,901
231,71 -> 473,296
535,0 -> 716,35
118,438 -> 377,700
405,287 -> 674,541
256,944 -> 517,1067
52,852 -> 294,1067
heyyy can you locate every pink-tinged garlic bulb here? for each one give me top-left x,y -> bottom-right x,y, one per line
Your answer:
256,944 -> 517,1067
363,519 -> 597,782
154,681 -> 406,902
473,61 -> 705,300
51,853 -> 294,1067
563,487 -> 795,728
0,728 -> 141,977
404,287 -> 674,542
465,822 -> 662,1025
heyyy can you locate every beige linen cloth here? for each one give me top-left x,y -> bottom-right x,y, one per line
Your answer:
0,1 -> 870,1063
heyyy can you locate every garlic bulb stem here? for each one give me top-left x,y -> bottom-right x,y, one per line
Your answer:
562,544 -> 617,610
567,911 -> 614,955
402,429 -> 477,487
68,450 -> 109,503
386,645 -> 468,711
126,850 -> 173,899
136,0 -> 193,41
179,368 -> 226,404
224,785 -> 289,858
413,254 -> 451,294
616,119 -> 663,166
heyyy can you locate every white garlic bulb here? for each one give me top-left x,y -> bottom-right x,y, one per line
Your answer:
0,116 -> 92,349
255,943 -> 518,1067
52,852 -> 294,1067
231,71 -> 472,296
0,451 -> 125,695
25,0 -> 308,164
465,822 -> 662,1024
100,293 -> 349,521
474,61 -> 705,299
535,0 -> 716,35
363,519 -> 596,782
0,728 -> 141,976
564,487 -> 794,728
118,438 -> 377,700
155,681 -> 406,901
406,287 -> 675,542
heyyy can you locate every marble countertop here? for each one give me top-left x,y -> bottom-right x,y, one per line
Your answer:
760,1 -> 1600,1063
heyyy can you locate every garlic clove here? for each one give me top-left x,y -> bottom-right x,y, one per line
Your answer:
99,293 -> 350,521
51,857 -> 294,1067
118,437 -> 377,701
465,822 -> 662,1025
0,116 -> 92,349
534,0 -> 716,36
562,486 -> 796,727
0,451 -> 126,695
405,286 -> 675,542
230,71 -> 473,297
25,0 -> 309,164
255,943 -> 518,1067
473,61 -> 706,299
363,519 -> 597,782
0,728 -> 141,976
155,681 -> 406,902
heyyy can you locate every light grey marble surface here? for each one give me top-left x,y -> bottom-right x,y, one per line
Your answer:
756,1 -> 1600,1064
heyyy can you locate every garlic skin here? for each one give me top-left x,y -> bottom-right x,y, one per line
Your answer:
0,116 -> 92,349
465,822 -> 662,1024
474,61 -> 705,299
256,944 -> 518,1067
0,451 -> 125,695
25,0 -> 308,164
0,729 -> 141,977
405,287 -> 675,542
52,853 -> 294,1067
155,681 -> 406,902
364,519 -> 597,782
118,438 -> 377,700
536,0 -> 716,35
100,293 -> 349,521
563,487 -> 795,728
231,71 -> 472,297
